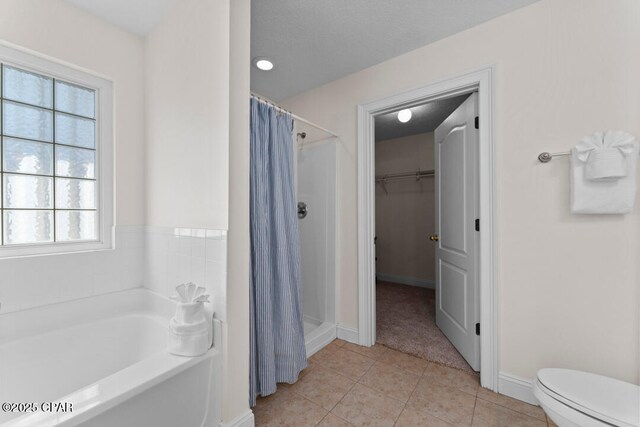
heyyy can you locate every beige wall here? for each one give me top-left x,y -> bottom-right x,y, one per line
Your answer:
0,0 -> 145,225
145,0 -> 230,230
375,133 -> 435,283
282,0 -> 640,384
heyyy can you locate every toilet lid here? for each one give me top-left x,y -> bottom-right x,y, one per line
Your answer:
537,368 -> 640,427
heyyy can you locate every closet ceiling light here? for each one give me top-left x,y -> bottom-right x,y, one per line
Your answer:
397,109 -> 412,123
254,57 -> 274,71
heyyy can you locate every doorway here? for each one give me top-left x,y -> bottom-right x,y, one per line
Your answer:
357,67 -> 497,390
374,93 -> 477,374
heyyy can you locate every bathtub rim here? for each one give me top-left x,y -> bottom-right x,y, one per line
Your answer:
0,288 -> 222,427
2,347 -> 219,427
0,288 -> 176,344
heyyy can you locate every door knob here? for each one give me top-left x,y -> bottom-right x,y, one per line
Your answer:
429,235 -> 439,241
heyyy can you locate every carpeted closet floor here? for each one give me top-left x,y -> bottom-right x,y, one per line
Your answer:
376,281 -> 476,375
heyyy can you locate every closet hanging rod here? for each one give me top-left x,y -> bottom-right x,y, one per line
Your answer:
538,151 -> 571,163
250,92 -> 339,138
375,169 -> 435,182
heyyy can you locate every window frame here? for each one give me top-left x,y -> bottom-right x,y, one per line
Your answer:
0,42 -> 114,258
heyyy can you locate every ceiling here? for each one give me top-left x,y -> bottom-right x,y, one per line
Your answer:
62,0 -> 178,36
375,94 -> 469,141
252,0 -> 539,100
61,0 -> 539,100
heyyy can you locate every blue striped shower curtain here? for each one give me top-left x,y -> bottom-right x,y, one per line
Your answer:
249,98 -> 307,406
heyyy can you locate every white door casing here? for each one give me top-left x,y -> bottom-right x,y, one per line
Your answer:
434,93 -> 480,371
357,66 -> 497,391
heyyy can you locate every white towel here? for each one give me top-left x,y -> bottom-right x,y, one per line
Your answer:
571,131 -> 639,214
167,306 -> 214,357
167,283 -> 214,357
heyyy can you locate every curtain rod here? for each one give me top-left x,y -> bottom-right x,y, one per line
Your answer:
250,92 -> 339,138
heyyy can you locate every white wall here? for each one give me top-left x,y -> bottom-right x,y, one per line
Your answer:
144,0 -> 252,424
145,0 -> 230,230
145,226 -> 227,320
282,0 -> 640,385
298,141 -> 337,326
225,0 -> 251,423
0,1 -> 251,423
0,0 -> 146,312
375,132 -> 435,284
0,226 -> 144,312
0,0 -> 145,226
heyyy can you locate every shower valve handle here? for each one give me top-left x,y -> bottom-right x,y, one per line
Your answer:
297,202 -> 308,219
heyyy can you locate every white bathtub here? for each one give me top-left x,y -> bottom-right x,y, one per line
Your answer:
0,289 -> 221,427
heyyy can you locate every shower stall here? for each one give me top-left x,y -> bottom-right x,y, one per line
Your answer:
295,130 -> 337,356
248,95 -> 337,401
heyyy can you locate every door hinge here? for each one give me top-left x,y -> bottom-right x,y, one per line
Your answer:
475,218 -> 480,232
474,116 -> 479,129
476,323 -> 480,336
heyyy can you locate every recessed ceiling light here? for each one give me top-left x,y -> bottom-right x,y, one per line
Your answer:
397,109 -> 412,123
254,57 -> 274,71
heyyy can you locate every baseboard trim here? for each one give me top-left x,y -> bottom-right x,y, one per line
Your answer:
376,274 -> 435,289
498,372 -> 538,405
220,410 -> 254,427
305,322 -> 337,357
337,325 -> 359,344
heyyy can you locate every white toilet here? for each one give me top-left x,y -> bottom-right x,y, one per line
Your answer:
533,368 -> 640,427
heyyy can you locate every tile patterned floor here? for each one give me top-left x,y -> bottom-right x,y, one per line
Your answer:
253,339 -> 555,427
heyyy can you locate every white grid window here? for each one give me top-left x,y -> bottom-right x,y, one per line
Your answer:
0,45 -> 113,257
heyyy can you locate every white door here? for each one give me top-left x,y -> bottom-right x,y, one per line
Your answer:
433,93 -> 480,371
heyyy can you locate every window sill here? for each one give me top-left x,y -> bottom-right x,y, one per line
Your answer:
0,240 -> 114,259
